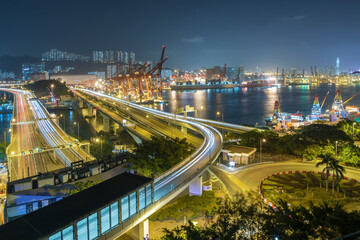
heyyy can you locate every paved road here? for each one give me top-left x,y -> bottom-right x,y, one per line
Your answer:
73,89 -> 224,239
211,161 -> 360,193
6,90 -> 49,180
1,88 -> 94,181
74,90 -> 203,147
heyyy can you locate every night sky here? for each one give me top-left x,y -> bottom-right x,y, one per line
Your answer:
1,0 -> 360,71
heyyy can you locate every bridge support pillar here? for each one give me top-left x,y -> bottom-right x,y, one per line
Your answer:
181,126 -> 187,134
88,105 -> 93,117
78,98 -> 84,108
85,144 -> 90,154
189,176 -> 202,196
139,219 -> 149,240
101,113 -> 110,133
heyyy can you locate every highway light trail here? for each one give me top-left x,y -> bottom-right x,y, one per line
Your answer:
1,88 -> 93,181
76,89 -> 223,202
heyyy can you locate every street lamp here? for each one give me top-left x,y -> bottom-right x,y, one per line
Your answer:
74,121 -> 79,140
4,128 -> 11,143
51,84 -> 54,94
353,122 -> 356,139
260,139 -> 266,163
96,137 -> 103,159
216,111 -> 224,122
60,114 -> 65,132
335,140 -> 338,158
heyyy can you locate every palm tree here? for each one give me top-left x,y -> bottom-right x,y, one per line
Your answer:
316,153 -> 336,191
328,158 -> 346,194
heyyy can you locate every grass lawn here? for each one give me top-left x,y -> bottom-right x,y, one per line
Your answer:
261,173 -> 360,210
149,190 -> 222,222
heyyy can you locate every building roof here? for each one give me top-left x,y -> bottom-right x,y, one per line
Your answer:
224,145 -> 256,154
0,172 -> 152,240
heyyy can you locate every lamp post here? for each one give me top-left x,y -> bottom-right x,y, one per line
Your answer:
260,139 -> 266,163
51,84 -> 54,94
200,106 -> 204,118
74,121 -> 79,140
335,140 -> 338,158
4,128 -> 11,144
60,114 -> 65,132
96,137 -> 103,159
217,111 -> 224,134
216,111 -> 224,122
353,122 -> 356,139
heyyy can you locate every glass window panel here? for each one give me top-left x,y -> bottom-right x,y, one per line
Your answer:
33,202 -> 39,211
42,200 -> 49,207
129,192 -> 137,216
62,225 -> 74,240
101,207 -> 110,234
146,184 -> 152,206
77,218 -> 88,240
139,187 -> 146,211
121,196 -> 129,222
110,202 -> 119,228
49,232 -> 61,240
88,213 -> 98,240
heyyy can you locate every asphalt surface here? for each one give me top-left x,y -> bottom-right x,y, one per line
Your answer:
211,161 -> 360,194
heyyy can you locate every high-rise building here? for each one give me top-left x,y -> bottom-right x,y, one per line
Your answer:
130,52 -> 135,63
92,51 -> 99,63
124,52 -> 129,64
109,51 -> 114,63
42,49 -> 89,62
239,65 -> 245,75
22,63 -> 45,80
98,51 -> 104,63
106,65 -> 117,79
0,70 -> 15,80
92,51 -> 105,63
336,57 -> 340,75
226,67 -> 240,80
116,51 -> 123,62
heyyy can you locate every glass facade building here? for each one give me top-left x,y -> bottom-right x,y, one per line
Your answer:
48,183 -> 153,240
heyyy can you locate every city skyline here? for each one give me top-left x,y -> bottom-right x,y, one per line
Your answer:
0,0 -> 360,71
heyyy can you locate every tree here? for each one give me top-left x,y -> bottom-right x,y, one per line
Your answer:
162,193 -> 360,239
328,158 -> 345,194
161,193 -> 264,240
300,124 -> 352,146
90,135 -> 114,160
303,145 -> 322,160
316,153 -> 336,191
337,120 -> 360,140
340,144 -> 360,166
130,136 -> 195,177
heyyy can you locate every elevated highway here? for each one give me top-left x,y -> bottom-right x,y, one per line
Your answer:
0,88 -> 94,182
74,90 -> 203,147
73,89 -> 223,239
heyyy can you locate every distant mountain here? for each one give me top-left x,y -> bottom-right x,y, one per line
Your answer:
0,55 -> 41,74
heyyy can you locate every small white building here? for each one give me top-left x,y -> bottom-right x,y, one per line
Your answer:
222,145 -> 256,165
